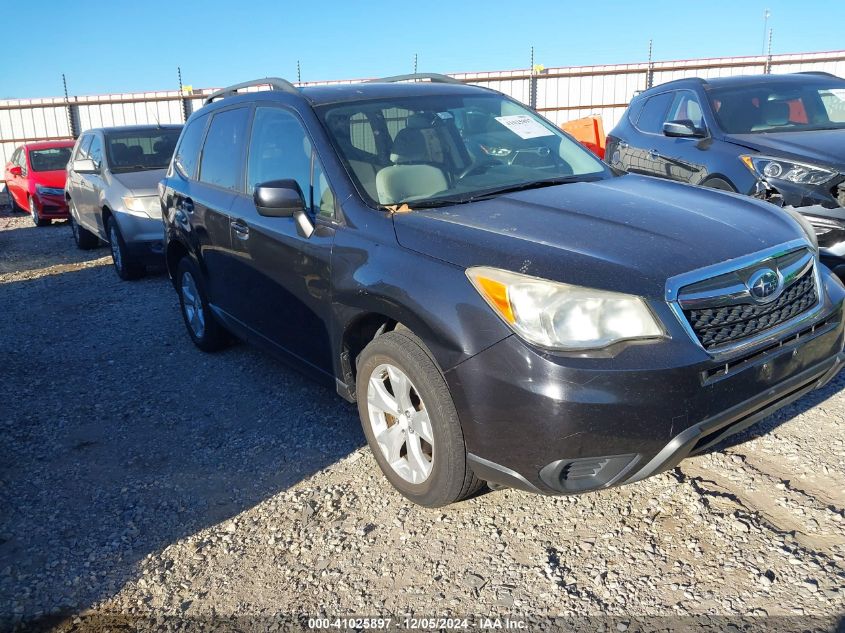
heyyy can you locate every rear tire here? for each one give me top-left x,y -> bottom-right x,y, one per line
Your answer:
69,200 -> 100,250
30,197 -> 50,227
176,256 -> 228,352
107,216 -> 144,281
356,330 -> 483,507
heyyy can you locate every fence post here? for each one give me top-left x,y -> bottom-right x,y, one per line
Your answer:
764,28 -> 773,74
177,67 -> 191,122
646,40 -> 654,89
529,47 -> 538,109
62,74 -> 79,139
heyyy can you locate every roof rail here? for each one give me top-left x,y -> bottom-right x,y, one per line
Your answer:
204,77 -> 300,105
795,71 -> 838,78
369,73 -> 464,85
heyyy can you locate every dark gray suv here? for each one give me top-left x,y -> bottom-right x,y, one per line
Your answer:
161,75 -> 845,507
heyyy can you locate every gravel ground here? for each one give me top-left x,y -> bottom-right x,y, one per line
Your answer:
1,204 -> 844,632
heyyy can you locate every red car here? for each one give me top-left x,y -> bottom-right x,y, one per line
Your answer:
4,140 -> 75,226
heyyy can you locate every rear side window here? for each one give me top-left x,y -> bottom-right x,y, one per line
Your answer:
174,113 -> 209,180
199,108 -> 249,190
635,92 -> 674,133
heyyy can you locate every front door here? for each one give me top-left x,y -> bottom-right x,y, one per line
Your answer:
227,105 -> 335,375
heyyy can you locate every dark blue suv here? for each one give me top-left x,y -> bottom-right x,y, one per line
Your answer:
607,73 -> 845,274
160,75 -> 845,506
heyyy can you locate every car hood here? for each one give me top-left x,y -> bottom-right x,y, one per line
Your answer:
392,174 -> 806,299
725,129 -> 845,171
111,168 -> 167,195
31,170 -> 67,189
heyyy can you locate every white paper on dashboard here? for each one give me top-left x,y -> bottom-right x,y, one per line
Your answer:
494,115 -> 555,139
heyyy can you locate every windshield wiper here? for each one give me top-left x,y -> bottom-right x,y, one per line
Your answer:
466,175 -> 598,201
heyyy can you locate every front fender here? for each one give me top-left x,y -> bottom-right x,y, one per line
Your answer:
332,231 -> 512,373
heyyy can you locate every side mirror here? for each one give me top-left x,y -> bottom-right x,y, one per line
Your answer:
663,120 -> 705,138
253,179 -> 314,238
9,166 -> 22,177
72,158 -> 98,174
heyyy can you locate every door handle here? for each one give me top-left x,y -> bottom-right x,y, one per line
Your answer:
230,219 -> 250,239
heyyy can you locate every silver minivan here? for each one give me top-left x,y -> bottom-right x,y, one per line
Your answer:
65,125 -> 182,279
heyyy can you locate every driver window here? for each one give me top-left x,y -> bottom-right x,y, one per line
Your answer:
88,135 -> 104,170
667,91 -> 704,129
247,107 -> 335,218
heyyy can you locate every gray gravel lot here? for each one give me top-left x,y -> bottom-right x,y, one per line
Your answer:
1,205 -> 844,632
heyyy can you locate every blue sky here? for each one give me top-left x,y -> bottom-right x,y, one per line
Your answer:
1,0 -> 843,99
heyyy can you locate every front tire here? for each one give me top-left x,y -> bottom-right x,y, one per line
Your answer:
30,197 -> 50,227
107,216 -> 144,281
175,256 -> 228,352
69,200 -> 99,250
356,330 -> 483,507
7,188 -> 21,213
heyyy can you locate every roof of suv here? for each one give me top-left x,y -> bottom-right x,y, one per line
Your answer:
300,81 -> 492,105
201,75 -> 494,111
639,72 -> 844,96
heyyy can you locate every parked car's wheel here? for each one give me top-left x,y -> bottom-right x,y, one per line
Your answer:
69,200 -> 99,250
107,216 -> 144,281
702,177 -> 736,192
356,330 -> 483,507
29,197 -> 50,227
6,188 -> 21,213
175,256 -> 228,352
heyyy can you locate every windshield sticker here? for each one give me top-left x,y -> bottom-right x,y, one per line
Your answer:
494,115 -> 555,139
436,111 -> 453,119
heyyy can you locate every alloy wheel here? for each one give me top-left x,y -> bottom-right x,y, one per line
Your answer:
366,363 -> 434,484
180,271 -> 205,338
109,223 -> 123,272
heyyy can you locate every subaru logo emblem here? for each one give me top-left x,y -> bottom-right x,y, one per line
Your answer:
747,269 -> 782,302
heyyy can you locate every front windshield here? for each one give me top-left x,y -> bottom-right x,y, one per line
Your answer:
105,129 -> 181,172
30,147 -> 72,172
317,93 -> 609,207
707,80 -> 845,134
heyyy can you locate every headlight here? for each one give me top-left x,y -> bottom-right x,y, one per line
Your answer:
466,267 -> 664,350
782,207 -> 819,252
35,185 -> 65,197
740,155 -> 836,186
122,195 -> 157,215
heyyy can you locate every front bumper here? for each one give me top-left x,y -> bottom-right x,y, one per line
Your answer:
447,266 -> 845,495
34,194 -> 69,218
115,212 -> 165,265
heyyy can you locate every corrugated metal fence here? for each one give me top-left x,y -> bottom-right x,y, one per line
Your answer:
2,49 -> 844,176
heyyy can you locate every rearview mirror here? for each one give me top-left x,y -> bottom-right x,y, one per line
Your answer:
254,179 -> 314,238
72,158 -> 98,174
9,166 -> 22,177
663,120 -> 705,138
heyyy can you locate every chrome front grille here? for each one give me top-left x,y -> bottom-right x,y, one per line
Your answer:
666,241 -> 823,356
684,266 -> 817,349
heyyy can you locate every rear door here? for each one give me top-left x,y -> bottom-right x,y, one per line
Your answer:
226,105 -> 336,375
183,106 -> 250,315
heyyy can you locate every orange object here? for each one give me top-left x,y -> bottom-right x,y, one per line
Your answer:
562,116 -> 605,159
